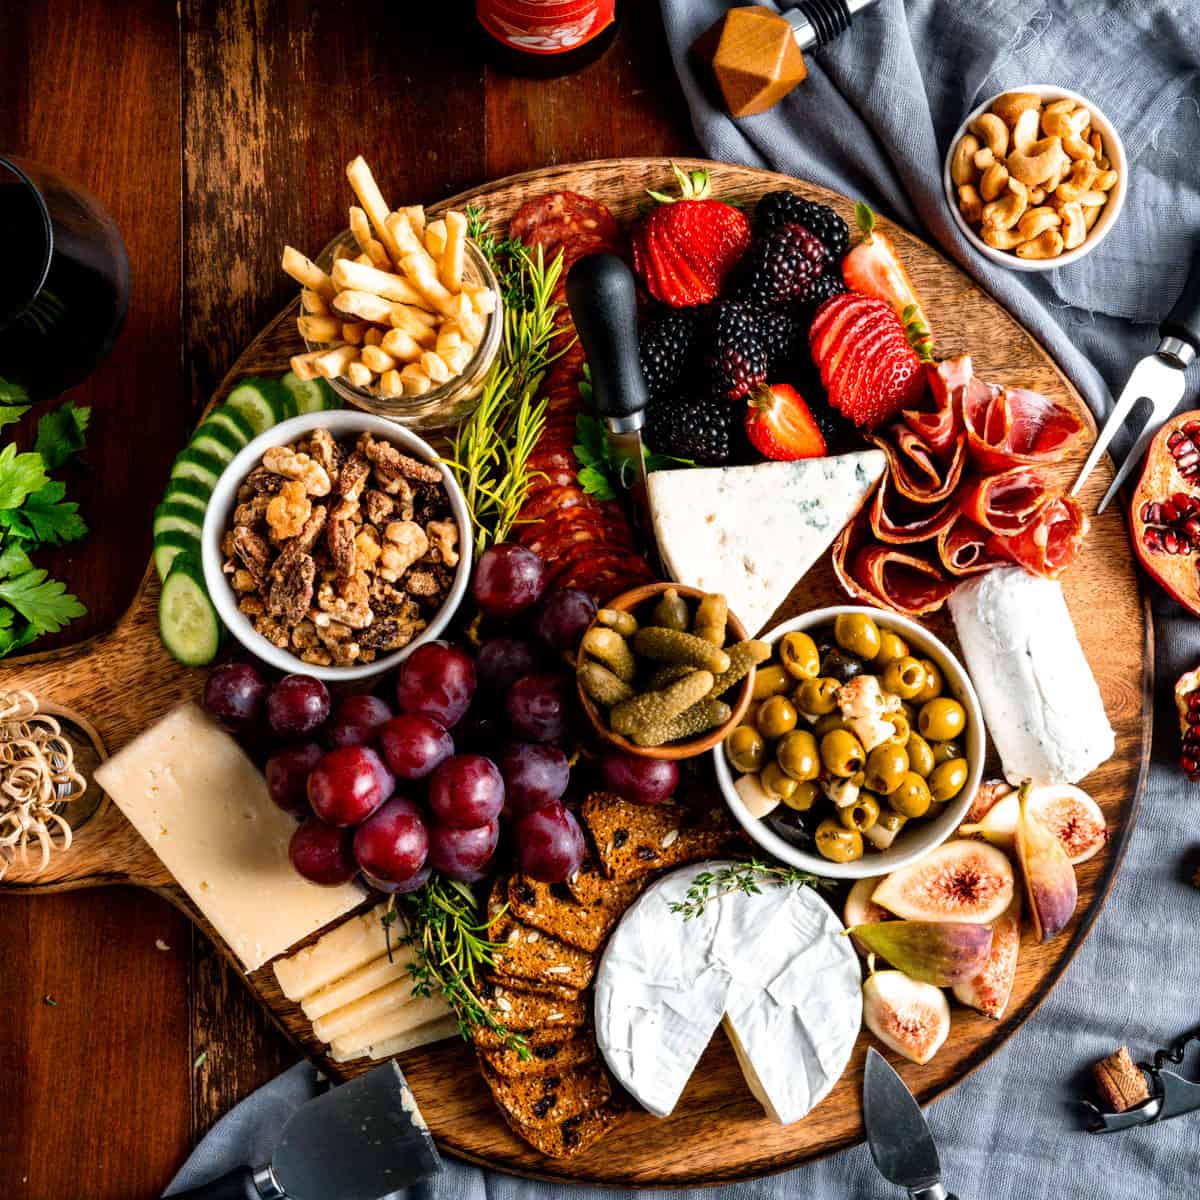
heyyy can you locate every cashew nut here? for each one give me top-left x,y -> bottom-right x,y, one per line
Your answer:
1011,108 -> 1042,155
1042,97 -> 1077,120
1054,160 -> 1099,203
1016,206 -> 1062,242
1008,136 -> 1065,185
1016,229 -> 1065,259
982,226 -> 1025,250
951,133 -> 981,186
1089,132 -> 1107,166
1029,186 -> 1047,205
958,184 -> 983,224
1042,108 -> 1094,160
973,147 -> 995,170
980,161 -> 1010,201
1060,201 -> 1087,250
990,91 -> 1042,125
1094,168 -> 1119,191
1082,202 -> 1103,231
981,178 -> 1028,230
970,112 -> 1009,158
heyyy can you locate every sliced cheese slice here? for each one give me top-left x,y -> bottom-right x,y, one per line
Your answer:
647,453 -> 886,635
331,1015 -> 460,1064
313,974 -> 437,1043
329,991 -> 454,1060
94,704 -> 363,972
301,950 -> 415,1021
274,902 -> 400,1001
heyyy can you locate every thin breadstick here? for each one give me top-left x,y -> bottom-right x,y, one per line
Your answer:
360,344 -> 397,373
297,314 -> 343,342
390,309 -> 437,344
379,369 -> 403,396
331,258 -> 434,308
442,343 -> 472,373
341,321 -> 368,346
349,206 -> 375,255
424,219 -> 447,258
345,156 -> 404,263
290,348 -> 333,381
451,294 -> 485,343
389,302 -> 438,329
387,214 -> 442,282
333,290 -> 396,324
313,345 -> 359,379
363,327 -> 383,347
400,252 -> 457,318
282,246 -> 335,300
399,363 -> 431,396
440,211 -> 467,292
346,361 -> 374,388
381,328 -> 427,362
420,351 -> 451,385
436,329 -> 463,353
402,205 -> 426,238
353,253 -> 373,266
301,288 -> 330,315
466,285 -> 497,315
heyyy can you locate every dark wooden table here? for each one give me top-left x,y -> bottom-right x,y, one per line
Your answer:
0,5 -> 692,1196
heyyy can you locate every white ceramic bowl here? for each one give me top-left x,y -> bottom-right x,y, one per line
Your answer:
201,410 -> 472,682
942,84 -> 1128,273
714,606 -> 985,880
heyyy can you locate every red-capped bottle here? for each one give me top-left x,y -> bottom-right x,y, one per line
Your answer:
476,0 -> 620,77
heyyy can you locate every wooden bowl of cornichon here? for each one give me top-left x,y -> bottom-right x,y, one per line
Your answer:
574,582 -> 766,761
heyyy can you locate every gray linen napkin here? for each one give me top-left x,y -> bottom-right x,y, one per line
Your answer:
168,3 -> 1200,1196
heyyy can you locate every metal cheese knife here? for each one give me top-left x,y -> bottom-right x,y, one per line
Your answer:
863,1047 -> 961,1200
170,1061 -> 441,1200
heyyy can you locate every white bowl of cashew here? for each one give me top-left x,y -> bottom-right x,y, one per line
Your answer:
943,84 -> 1128,272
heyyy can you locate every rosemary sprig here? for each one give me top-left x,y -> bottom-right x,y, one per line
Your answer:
384,878 -> 529,1059
669,860 -> 833,921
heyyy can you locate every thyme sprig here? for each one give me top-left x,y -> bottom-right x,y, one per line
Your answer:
384,878 -> 529,1059
669,860 -> 833,921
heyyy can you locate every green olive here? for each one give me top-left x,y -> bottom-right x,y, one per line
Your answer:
928,757 -> 969,803
889,771 -> 932,818
815,819 -> 864,863
725,725 -> 766,774
881,656 -> 927,700
760,762 -> 799,802
776,730 -> 820,781
757,695 -> 798,739
864,742 -> 909,795
918,697 -> 966,742
795,676 -> 840,716
814,712 -> 850,736
913,658 -> 944,703
885,712 -> 911,746
931,738 -> 963,766
820,728 -> 866,777
874,630 -> 909,666
834,613 -> 882,659
906,733 -> 935,778
782,779 -> 821,812
779,631 -> 821,680
752,664 -> 792,700
839,792 -> 880,833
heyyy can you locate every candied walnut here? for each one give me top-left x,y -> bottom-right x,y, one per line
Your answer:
410,484 -> 448,527
426,519 -> 460,567
291,506 -> 328,555
291,619 -> 320,651
315,576 -> 373,630
338,451 -> 372,505
360,611 -> 426,653
232,527 -> 271,584
306,428 -> 343,488
253,614 -> 292,649
266,480 -> 312,541
262,445 -> 332,497
363,435 -> 442,491
405,567 -> 446,600
269,551 -> 316,624
243,466 -> 284,496
328,517 -> 357,579
380,521 -> 429,582
355,526 -> 382,570
233,493 -> 273,529
298,645 -> 334,667
315,619 -> 361,666
231,568 -> 257,593
238,594 -> 266,617
221,530 -> 237,559
364,489 -> 398,526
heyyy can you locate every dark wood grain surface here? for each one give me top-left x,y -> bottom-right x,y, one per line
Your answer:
0,5 -> 691,1197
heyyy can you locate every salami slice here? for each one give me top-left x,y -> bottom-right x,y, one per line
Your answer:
510,192 -> 621,263
519,484 -> 595,523
937,516 -> 1007,576
987,495 -> 1088,579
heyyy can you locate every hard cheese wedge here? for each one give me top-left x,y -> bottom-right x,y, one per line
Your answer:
647,453 -> 886,635
94,704 -> 364,972
301,950 -> 415,1021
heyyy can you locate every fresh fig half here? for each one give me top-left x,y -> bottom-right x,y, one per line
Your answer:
962,778 -> 1013,826
1016,784 -> 1078,942
871,839 -> 1015,925
850,920 -> 992,986
958,790 -> 1019,850
844,876 -> 893,928
1028,784 -> 1106,865
953,894 -> 1021,1019
1130,411 -> 1200,616
862,969 -> 951,1065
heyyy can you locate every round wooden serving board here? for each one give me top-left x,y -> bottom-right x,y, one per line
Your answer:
2,159 -> 1151,1186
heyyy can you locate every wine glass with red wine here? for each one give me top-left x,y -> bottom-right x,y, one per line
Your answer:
0,156 -> 130,402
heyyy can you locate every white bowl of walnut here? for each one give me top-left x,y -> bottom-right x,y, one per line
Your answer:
201,410 -> 472,682
943,85 -> 1127,271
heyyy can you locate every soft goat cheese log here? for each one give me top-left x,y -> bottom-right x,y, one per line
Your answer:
948,567 -> 1115,785
594,861 -> 861,1124
94,704 -> 363,972
647,453 -> 886,636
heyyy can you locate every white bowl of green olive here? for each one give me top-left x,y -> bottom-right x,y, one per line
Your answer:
713,606 -> 984,880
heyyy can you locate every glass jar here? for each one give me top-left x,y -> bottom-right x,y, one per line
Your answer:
304,230 -> 503,433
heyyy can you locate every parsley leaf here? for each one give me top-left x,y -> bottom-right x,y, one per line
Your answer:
0,481 -> 88,545
0,443 -> 49,510
0,376 -> 29,405
34,401 -> 90,471
0,566 -> 87,635
0,613 -> 37,657
0,405 -> 29,433
0,541 -> 34,578
578,463 -> 616,501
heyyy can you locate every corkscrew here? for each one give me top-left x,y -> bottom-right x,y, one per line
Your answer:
1085,1026 -> 1200,1133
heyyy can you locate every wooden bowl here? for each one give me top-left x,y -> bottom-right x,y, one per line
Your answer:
575,582 -> 755,761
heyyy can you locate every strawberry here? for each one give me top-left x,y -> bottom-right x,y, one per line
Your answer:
841,202 -> 934,360
630,163 -> 750,308
809,294 -> 927,429
744,384 -> 827,461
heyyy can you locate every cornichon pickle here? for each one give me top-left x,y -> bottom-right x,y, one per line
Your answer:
708,639 -> 771,698
633,698 -> 732,747
651,587 -> 690,631
581,626 -> 636,682
596,608 -> 638,637
611,669 -> 714,736
693,592 -> 728,646
578,662 -> 635,707
633,627 -> 730,674
646,662 -> 695,691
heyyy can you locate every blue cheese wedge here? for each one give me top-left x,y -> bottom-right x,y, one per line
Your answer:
647,454 -> 887,635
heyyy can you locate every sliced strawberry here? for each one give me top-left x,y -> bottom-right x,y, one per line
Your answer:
744,384 -> 827,461
812,295 -> 878,364
824,307 -> 895,380
828,319 -> 903,416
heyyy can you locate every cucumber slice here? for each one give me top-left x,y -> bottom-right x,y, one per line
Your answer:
170,448 -> 225,492
189,430 -> 237,467
158,552 -> 222,666
282,371 -> 340,414
205,403 -> 255,447
164,477 -> 213,513
193,419 -> 244,459
226,379 -> 289,435
153,502 -> 205,542
153,529 -> 201,581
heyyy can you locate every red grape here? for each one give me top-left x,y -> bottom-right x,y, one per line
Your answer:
535,588 -> 597,653
476,637 -> 540,692
353,796 -> 429,883
363,863 -> 431,895
428,754 -> 505,828
599,751 -> 679,805
307,746 -> 395,827
506,672 -> 573,742
203,662 -> 269,727
289,818 -> 358,885
514,802 -> 585,882
267,674 -> 331,737
427,819 -> 499,882
472,543 -> 546,618
264,742 -> 323,819
378,714 -> 453,781
395,642 -> 476,728
327,694 -> 393,748
499,743 -> 569,813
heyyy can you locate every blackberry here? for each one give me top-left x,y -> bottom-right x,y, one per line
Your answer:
646,394 -> 741,466
751,306 -> 802,368
638,308 -> 699,402
703,301 -> 769,401
754,191 -> 850,261
797,271 -> 848,323
731,224 -> 826,307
